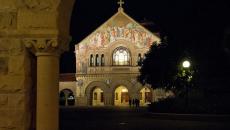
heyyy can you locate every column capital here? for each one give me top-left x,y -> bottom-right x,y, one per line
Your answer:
22,37 -> 70,56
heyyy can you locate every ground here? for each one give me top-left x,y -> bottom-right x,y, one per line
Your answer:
59,107 -> 230,130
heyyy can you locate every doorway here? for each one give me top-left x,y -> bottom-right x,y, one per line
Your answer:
140,87 -> 152,106
114,86 -> 129,106
59,89 -> 75,106
92,88 -> 104,106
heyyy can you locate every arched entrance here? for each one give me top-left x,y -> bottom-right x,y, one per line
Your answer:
139,87 -> 152,106
85,81 -> 109,106
114,86 -> 130,106
60,89 -> 75,106
92,88 -> 104,106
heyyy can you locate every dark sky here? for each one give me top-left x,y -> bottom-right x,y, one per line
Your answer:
60,0 -> 230,73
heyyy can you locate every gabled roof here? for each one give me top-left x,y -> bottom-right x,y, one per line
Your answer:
76,8 -> 160,50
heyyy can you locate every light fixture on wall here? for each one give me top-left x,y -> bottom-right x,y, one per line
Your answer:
105,79 -> 111,85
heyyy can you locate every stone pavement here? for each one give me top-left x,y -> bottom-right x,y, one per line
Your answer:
60,106 -> 230,130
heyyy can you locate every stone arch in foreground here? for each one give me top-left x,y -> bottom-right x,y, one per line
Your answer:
0,0 -> 75,130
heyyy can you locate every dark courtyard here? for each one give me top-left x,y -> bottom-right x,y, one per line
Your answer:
60,107 -> 230,130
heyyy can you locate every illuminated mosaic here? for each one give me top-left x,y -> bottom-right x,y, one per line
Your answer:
79,22 -> 156,51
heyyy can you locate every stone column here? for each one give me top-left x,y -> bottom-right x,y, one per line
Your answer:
23,38 -> 67,130
36,53 -> 59,130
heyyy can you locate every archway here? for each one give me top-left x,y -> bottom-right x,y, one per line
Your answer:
114,85 -> 130,106
85,81 -> 109,106
60,89 -> 75,106
92,88 -> 105,106
0,0 -> 76,130
139,87 -> 152,106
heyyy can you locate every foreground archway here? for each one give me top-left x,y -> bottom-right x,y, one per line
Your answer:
0,0 -> 76,129
114,86 -> 129,106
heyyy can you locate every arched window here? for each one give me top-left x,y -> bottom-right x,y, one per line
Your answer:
95,54 -> 99,66
113,47 -> 131,66
137,53 -> 142,66
101,54 -> 105,66
90,54 -> 94,66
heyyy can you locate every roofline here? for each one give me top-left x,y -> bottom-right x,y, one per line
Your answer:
75,9 -> 122,47
75,8 -> 161,48
120,11 -> 161,41
60,73 -> 76,76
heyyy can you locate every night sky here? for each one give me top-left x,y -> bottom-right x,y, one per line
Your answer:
60,0 -> 230,74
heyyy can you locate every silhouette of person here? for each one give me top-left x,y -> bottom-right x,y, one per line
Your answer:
137,99 -> 140,107
129,99 -> 132,107
132,99 -> 135,107
135,99 -> 138,107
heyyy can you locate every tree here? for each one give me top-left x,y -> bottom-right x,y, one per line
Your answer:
138,40 -> 193,94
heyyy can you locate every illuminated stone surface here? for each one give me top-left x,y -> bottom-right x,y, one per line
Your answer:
0,0 -> 75,130
59,7 -> 173,107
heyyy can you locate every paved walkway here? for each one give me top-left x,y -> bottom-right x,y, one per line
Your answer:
60,107 -> 230,130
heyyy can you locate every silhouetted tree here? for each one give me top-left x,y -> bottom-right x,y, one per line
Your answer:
138,39 -> 196,95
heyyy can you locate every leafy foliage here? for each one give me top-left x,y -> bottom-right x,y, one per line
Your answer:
138,40 -> 196,93
138,41 -> 180,89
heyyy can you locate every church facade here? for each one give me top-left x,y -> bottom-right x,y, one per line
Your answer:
59,7 -> 173,106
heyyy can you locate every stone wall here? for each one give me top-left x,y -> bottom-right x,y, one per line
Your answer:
0,40 -> 34,130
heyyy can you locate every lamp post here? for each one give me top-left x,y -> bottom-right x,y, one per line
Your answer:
182,60 -> 191,110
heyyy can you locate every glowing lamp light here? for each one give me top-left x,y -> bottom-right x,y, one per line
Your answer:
121,88 -> 128,92
68,96 -> 74,100
182,60 -> 191,68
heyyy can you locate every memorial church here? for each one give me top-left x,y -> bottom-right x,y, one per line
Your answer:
59,1 -> 173,106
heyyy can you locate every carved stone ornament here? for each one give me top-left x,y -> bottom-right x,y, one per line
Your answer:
23,0 -> 58,11
22,37 -> 69,56
131,78 -> 137,84
77,79 -> 83,86
0,12 -> 16,29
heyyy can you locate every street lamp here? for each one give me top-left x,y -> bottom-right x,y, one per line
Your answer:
182,60 -> 191,111
182,60 -> 191,68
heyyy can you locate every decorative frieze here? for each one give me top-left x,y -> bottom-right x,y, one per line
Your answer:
23,0 -> 58,11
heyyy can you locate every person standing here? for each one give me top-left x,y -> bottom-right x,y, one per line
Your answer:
135,99 -> 138,107
137,99 -> 140,107
132,99 -> 135,107
129,99 -> 132,107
